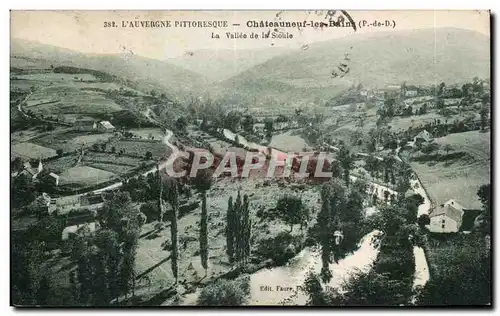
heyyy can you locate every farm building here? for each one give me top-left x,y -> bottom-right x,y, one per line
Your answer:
16,160 -> 43,180
429,199 -> 483,233
48,172 -> 60,186
98,120 -> 115,132
61,222 -> 98,241
404,90 -> 418,97
429,199 -> 464,233
414,130 -> 433,145
48,193 -> 104,216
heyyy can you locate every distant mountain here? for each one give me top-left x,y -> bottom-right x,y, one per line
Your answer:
166,47 -> 294,83
217,27 -> 490,104
10,38 -> 208,97
11,28 -> 490,106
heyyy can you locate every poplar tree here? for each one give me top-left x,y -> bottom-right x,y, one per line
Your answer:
226,196 -> 235,263
226,191 -> 251,266
193,169 -> 213,274
165,178 -> 179,284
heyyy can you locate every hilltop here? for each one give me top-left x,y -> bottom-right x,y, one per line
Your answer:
11,38 -> 208,98
216,27 -> 490,104
166,47 -> 293,83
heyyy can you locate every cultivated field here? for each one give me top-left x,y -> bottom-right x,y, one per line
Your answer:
26,86 -> 122,116
58,166 -> 117,188
11,142 -> 58,160
109,139 -> 170,159
408,130 -> 490,209
84,152 -> 150,175
129,128 -> 165,141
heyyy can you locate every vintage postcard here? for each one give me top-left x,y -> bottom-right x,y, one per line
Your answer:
10,10 -> 491,307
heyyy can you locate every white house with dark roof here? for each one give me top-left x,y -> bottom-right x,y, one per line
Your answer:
429,199 -> 465,233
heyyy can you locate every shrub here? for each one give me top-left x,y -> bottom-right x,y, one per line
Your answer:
197,279 -> 248,306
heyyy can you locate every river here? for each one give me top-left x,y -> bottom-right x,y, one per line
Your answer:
181,230 -> 382,306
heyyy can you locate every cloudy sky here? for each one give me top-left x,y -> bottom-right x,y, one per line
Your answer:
11,10 -> 490,59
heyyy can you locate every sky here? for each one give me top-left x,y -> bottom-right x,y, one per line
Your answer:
10,10 -> 490,60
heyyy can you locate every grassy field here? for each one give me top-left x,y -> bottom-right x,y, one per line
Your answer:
11,142 -> 58,160
32,131 -> 115,152
269,130 -> 308,152
129,128 -> 165,141
58,166 -> 117,188
84,152 -> 149,174
26,86 -> 122,116
14,73 -> 99,82
408,130 -> 490,209
109,139 -> 170,159
13,70 -> 125,120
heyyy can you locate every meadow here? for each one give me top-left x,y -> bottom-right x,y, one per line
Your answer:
408,130 -> 490,209
109,139 -> 170,159
12,142 -> 58,160
32,131 -> 115,152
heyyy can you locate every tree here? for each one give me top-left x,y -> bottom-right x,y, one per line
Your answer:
276,195 -> 309,232
264,118 -> 274,139
100,143 -> 107,153
226,191 -> 251,265
315,179 -> 365,283
241,115 -> 255,134
12,240 -> 44,305
337,144 -> 354,187
175,116 -> 188,134
421,142 -> 439,155
197,279 -> 248,306
111,146 -> 116,154
11,173 -> 37,208
479,104 -> 489,131
477,184 -> 491,212
417,214 -> 430,228
226,196 -> 235,263
223,110 -> 243,131
144,151 -> 153,160
164,177 -> 179,283
437,82 -> 446,96
56,148 -> 64,156
193,169 -> 213,274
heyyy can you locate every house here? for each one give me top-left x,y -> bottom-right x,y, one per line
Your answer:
405,90 -> 418,97
429,199 -> 465,233
48,172 -> 60,186
48,193 -> 104,216
414,130 -> 433,145
17,160 -> 43,180
61,222 -> 98,241
98,120 -> 115,132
